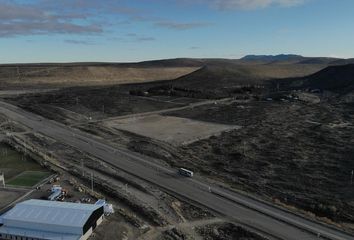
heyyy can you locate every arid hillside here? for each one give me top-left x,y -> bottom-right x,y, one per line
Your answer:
301,64 -> 354,92
125,62 -> 328,99
275,64 -> 354,102
0,63 -> 200,89
0,57 -> 339,89
4,60 -> 354,233
174,63 -> 327,88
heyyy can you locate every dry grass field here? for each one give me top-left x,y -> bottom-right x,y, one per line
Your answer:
0,65 -> 199,89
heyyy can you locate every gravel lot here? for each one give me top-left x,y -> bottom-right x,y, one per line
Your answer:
104,114 -> 241,145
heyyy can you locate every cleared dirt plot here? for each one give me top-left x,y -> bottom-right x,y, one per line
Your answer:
104,114 -> 241,145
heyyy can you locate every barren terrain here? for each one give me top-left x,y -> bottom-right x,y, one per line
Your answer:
2,60 -> 354,238
9,86 -> 186,124
165,101 -> 354,225
0,57 -> 332,90
0,64 -> 199,89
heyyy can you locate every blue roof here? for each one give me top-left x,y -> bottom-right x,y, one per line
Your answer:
0,226 -> 80,240
1,199 -> 102,228
20,199 -> 101,211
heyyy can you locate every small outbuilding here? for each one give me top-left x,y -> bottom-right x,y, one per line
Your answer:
0,199 -> 104,240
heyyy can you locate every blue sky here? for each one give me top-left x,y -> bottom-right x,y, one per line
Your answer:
0,0 -> 354,63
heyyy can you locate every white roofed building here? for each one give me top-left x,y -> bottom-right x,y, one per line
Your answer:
0,199 -> 104,240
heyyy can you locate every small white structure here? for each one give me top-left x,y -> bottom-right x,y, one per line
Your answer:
51,185 -> 62,192
95,199 -> 114,216
0,199 -> 104,240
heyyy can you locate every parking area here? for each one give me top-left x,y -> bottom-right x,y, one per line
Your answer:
0,189 -> 27,213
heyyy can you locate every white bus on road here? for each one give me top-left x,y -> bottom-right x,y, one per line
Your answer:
178,168 -> 194,177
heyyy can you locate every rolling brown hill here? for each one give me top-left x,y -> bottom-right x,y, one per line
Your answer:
273,63 -> 354,103
0,56 -> 347,90
302,64 -> 354,91
123,61 -> 329,100
0,63 -> 200,89
278,64 -> 354,93
169,63 -> 327,90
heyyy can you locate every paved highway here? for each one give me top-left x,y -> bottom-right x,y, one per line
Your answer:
0,101 -> 353,240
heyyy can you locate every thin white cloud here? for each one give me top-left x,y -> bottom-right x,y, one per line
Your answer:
0,2 -> 102,37
189,46 -> 201,50
109,33 -> 156,43
0,1 -> 211,37
155,21 -> 210,30
64,39 -> 97,45
2,0 -> 302,38
186,0 -> 305,10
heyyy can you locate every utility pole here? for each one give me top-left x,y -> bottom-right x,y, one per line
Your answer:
9,120 -> 14,133
91,172 -> 94,192
81,159 -> 84,177
24,139 -> 27,158
243,141 -> 246,156
0,173 -> 5,188
351,170 -> 353,185
243,119 -> 247,157
2,147 -> 7,157
16,66 -> 20,80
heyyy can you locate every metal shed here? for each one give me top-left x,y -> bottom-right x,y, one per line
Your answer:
0,199 -> 104,240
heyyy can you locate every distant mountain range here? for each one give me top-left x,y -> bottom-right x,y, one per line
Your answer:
139,56 -> 354,66
241,54 -> 304,62
241,54 -> 354,66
